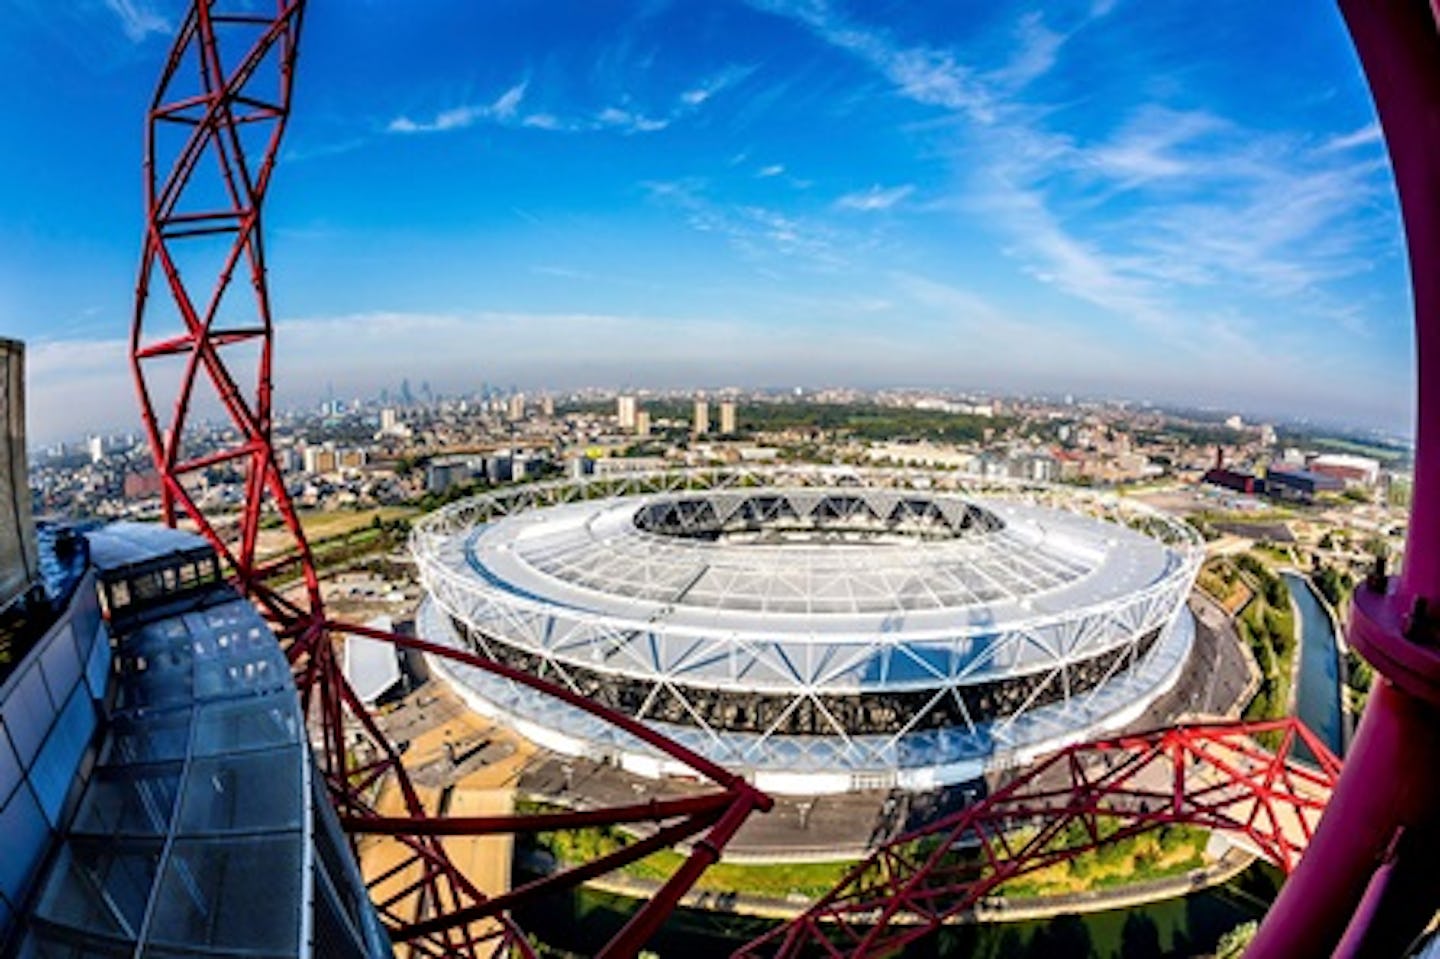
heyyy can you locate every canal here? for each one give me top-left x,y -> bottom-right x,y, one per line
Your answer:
1282,571 -> 1345,758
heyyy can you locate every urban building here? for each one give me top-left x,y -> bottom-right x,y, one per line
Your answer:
635,409 -> 651,437
1266,466 -> 1345,503
693,397 -> 709,435
719,400 -> 736,435
1309,453 -> 1382,488
616,395 -> 637,431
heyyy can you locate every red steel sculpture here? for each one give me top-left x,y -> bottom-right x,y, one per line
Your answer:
127,3 -> 769,957
1248,2 -> 1440,956
735,719 -> 1340,958
127,0 -> 1440,956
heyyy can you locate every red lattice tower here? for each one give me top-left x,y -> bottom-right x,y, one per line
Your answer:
736,718 -> 1341,958
129,4 -> 769,957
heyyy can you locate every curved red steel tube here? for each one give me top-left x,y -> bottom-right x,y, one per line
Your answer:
128,4 -> 771,956
1247,2 -> 1440,956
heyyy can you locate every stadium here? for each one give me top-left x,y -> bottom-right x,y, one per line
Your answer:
412,467 -> 1205,795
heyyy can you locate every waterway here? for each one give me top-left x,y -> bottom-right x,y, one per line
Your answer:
516,864 -> 1284,958
1282,571 -> 1345,758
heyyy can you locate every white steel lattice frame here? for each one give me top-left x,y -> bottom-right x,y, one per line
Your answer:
412,468 -> 1204,790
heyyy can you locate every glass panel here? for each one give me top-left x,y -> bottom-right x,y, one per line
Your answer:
38,624 -> 82,706
32,838 -> 162,940
176,748 -> 303,834
3,665 -> 53,765
0,783 -> 51,903
102,710 -> 192,766
70,763 -> 182,838
18,927 -> 134,958
114,629 -> 194,711
83,628 -> 111,702
190,698 -> 299,757
0,718 -> 20,806
192,655 -> 288,700
147,835 -> 302,954
30,688 -> 97,824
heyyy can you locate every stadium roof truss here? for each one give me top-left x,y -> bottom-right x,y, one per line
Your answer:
413,468 -> 1204,786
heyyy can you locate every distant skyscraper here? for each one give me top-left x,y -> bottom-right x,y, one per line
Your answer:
508,393 -> 525,421
540,394 -> 555,418
617,395 -> 638,430
379,407 -> 399,434
87,435 -> 105,464
693,397 -> 710,435
720,400 -> 736,435
636,410 -> 651,437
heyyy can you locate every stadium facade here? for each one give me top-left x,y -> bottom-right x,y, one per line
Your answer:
413,468 -> 1204,795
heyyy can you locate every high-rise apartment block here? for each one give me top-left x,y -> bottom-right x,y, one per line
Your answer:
617,395 -> 638,430
720,400 -> 736,435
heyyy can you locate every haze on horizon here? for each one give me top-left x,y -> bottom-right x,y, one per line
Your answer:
0,0 -> 1417,445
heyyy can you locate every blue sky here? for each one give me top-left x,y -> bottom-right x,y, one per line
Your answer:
0,0 -> 1415,443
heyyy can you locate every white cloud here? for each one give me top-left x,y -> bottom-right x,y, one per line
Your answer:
987,12 -> 1066,90
756,0 -> 1396,346
1322,123 -> 1382,153
835,184 -> 914,211
102,0 -> 168,42
757,164 -> 786,178
681,64 -> 756,106
491,82 -> 526,120
597,106 -> 670,133
387,81 -> 527,134
1080,108 -> 1225,186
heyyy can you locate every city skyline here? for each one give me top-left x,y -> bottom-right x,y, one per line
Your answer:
1,0 -> 1416,444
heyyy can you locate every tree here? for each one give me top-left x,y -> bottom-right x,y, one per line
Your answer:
1364,535 -> 1391,562
1217,921 -> 1258,959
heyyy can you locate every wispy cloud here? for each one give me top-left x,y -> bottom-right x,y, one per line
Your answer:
1080,107 -> 1225,187
102,0 -> 168,43
1322,122 -> 1382,153
643,178 -> 858,272
388,81 -> 529,134
987,11 -> 1066,91
597,106 -> 670,133
757,163 -> 786,178
754,0 -> 1395,340
835,184 -> 914,212
750,0 -> 996,122
392,61 -> 754,138
681,63 -> 757,106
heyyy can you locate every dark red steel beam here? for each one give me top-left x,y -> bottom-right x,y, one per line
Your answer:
340,792 -> 736,837
331,618 -> 773,802
736,719 -> 1338,958
393,810 -> 726,942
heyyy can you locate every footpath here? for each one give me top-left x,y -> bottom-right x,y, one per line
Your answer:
535,844 -> 1259,926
